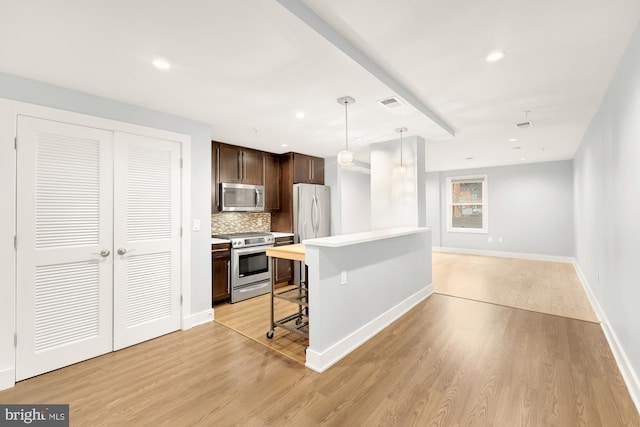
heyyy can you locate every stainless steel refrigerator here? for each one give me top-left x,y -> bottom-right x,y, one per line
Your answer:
293,183 -> 330,285
293,183 -> 331,242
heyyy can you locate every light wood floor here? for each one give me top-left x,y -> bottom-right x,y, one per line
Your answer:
214,286 -> 308,365
215,253 -> 599,366
433,252 -> 599,323
1,293 -> 637,426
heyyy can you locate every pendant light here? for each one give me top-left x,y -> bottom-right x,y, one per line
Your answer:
395,127 -> 407,174
337,96 -> 356,166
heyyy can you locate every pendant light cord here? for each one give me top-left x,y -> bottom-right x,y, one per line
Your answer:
344,100 -> 349,151
400,129 -> 403,166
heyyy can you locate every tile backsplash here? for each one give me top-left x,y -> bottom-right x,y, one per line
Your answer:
211,212 -> 271,234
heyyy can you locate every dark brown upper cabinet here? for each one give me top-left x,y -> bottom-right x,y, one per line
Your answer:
293,153 -> 324,185
263,153 -> 280,212
217,142 -> 263,185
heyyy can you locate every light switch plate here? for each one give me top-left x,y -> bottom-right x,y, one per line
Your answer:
192,219 -> 201,231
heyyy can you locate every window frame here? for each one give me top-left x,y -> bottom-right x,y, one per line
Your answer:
446,174 -> 488,234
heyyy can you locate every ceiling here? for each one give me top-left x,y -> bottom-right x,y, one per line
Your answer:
2,0 -> 639,171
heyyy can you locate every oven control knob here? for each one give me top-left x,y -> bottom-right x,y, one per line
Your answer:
233,239 -> 242,247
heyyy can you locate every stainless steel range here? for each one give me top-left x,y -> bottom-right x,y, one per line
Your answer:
212,232 -> 274,303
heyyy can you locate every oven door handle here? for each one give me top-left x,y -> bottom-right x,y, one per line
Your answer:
238,282 -> 270,293
226,260 -> 231,294
233,246 -> 272,256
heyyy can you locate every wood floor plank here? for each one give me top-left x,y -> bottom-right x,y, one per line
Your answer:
213,286 -> 308,365
433,252 -> 599,322
1,299 -> 637,425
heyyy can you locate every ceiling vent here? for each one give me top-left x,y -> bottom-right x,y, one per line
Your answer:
377,96 -> 403,109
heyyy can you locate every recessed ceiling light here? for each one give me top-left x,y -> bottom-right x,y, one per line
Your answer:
295,112 -> 305,119
152,58 -> 171,70
509,138 -> 518,142
281,143 -> 288,147
520,157 -> 526,161
355,137 -> 363,142
486,50 -> 506,62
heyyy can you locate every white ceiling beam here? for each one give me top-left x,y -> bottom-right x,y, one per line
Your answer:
276,0 -> 456,137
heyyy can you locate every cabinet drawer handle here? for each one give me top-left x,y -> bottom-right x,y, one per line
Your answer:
211,248 -> 229,253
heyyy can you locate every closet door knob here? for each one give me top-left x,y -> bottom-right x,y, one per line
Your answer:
93,249 -> 111,257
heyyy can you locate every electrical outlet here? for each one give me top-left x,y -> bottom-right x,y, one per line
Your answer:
340,271 -> 348,285
258,217 -> 263,226
192,219 -> 201,231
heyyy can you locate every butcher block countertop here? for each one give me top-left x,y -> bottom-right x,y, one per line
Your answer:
266,243 -> 305,262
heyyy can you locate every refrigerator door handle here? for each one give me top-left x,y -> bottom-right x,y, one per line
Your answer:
316,195 -> 322,235
315,195 -> 321,235
310,196 -> 317,236
315,195 -> 320,235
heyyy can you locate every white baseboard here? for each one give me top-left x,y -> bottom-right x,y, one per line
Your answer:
436,246 -> 574,263
0,367 -> 15,391
573,262 -> 640,414
305,283 -> 434,373
572,263 -> 603,324
182,308 -> 214,330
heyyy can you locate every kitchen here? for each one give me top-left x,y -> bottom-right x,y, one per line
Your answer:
210,146 -> 329,304
208,141 -> 430,369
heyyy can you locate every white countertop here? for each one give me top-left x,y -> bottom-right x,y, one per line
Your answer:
271,232 -> 295,238
303,227 -> 429,248
211,238 -> 230,245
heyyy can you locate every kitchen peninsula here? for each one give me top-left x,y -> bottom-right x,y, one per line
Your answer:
287,227 -> 433,372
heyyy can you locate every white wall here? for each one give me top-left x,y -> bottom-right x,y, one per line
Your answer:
340,168 -> 371,233
371,135 -> 426,229
427,161 -> 574,257
573,22 -> 640,405
0,73 -> 212,387
324,156 -> 340,235
324,156 -> 371,235
425,172 -> 441,247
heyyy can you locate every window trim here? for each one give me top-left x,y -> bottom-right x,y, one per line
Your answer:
446,174 -> 488,234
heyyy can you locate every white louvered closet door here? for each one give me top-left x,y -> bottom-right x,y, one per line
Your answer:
15,116 -> 114,381
112,132 -> 181,350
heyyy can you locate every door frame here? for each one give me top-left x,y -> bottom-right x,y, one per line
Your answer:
0,99 -> 192,390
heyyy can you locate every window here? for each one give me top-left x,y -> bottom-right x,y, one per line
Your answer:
446,175 -> 488,233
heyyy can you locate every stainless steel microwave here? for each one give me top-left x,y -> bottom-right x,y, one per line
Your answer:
219,183 -> 265,212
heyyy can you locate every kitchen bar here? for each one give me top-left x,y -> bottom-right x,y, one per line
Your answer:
284,227 -> 433,372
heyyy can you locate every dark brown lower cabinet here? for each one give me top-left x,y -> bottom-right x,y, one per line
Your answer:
212,243 -> 231,305
274,236 -> 294,288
